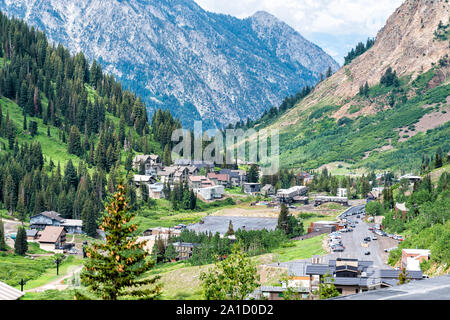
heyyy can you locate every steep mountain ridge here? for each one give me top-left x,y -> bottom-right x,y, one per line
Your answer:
0,0 -> 339,128
249,0 -> 449,171
270,0 -> 449,127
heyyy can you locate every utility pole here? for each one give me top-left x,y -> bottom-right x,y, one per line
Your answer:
19,279 -> 25,292
55,256 -> 62,275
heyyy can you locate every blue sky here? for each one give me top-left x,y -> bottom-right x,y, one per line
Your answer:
194,0 -> 404,65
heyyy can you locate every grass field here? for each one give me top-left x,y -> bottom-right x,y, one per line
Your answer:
0,252 -> 82,289
270,234 -> 326,262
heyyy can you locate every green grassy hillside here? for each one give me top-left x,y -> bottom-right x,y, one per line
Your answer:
259,63 -> 449,173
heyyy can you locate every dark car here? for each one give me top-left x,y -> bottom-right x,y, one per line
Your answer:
364,251 -> 371,255
356,215 -> 360,218
364,237 -> 371,242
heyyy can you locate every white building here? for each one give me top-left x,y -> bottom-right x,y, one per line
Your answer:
337,188 -> 348,198
195,185 -> 225,201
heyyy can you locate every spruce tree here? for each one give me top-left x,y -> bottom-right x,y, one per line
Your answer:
225,220 -> 235,236
14,226 -> 28,255
0,220 -> 7,251
80,184 -> 161,300
68,125 -> 83,156
277,204 -> 291,235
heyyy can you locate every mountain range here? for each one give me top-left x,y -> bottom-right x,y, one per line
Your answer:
0,0 -> 339,128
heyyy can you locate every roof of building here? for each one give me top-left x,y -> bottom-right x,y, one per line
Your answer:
260,286 -> 309,293
305,264 -> 334,276
262,184 -> 274,191
149,183 -> 164,192
25,229 -> 38,237
173,242 -> 200,248
38,226 -> 65,243
31,211 -> 64,222
379,269 -> 423,279
402,249 -> 431,255
287,262 -> 309,277
0,281 -> 25,300
330,274 -> 450,300
395,202 -> 409,212
61,219 -> 82,227
133,175 -> 154,182
207,172 -> 229,181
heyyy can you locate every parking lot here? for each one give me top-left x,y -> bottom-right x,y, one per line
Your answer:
187,216 -> 278,234
325,208 -> 398,268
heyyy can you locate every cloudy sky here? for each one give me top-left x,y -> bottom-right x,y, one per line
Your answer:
194,0 -> 404,65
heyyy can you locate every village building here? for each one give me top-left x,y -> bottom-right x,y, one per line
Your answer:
30,211 -> 83,234
195,185 -> 225,201
174,158 -> 214,170
148,182 -> 165,199
62,219 -> 83,234
401,249 -> 431,271
172,241 -> 201,260
305,258 -> 424,297
337,188 -> 348,198
157,166 -> 189,185
261,184 -> 275,196
398,174 -> 422,184
395,202 -> 409,219
314,196 -> 348,206
37,226 -> 66,252
188,175 -> 214,189
243,182 -> 261,194
25,229 -> 39,241
219,169 -> 247,187
368,187 -> 384,200
133,174 -> 156,187
276,186 -> 308,203
207,172 -> 230,187
132,154 -> 162,176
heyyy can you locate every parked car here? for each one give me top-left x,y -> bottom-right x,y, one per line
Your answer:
364,237 -> 371,242
364,251 -> 371,255
356,215 -> 360,218
372,236 -> 378,240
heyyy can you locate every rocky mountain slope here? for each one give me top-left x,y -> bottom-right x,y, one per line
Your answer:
251,0 -> 450,171
271,0 -> 449,125
0,0 -> 339,128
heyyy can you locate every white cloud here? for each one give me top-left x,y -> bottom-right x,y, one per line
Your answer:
194,0 -> 404,63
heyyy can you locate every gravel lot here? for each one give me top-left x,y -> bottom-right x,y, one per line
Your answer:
187,216 -> 277,234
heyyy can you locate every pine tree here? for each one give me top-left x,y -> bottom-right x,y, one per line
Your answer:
277,204 -> 291,235
0,220 -> 7,251
68,125 -> 83,156
225,220 -> 234,236
164,243 -> 178,262
80,184 -> 161,300
29,120 -> 38,137
14,226 -> 28,255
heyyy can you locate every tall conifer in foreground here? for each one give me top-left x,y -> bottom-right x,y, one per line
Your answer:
80,184 -> 161,300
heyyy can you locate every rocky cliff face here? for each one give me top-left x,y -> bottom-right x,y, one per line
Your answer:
271,0 -> 449,125
0,0 -> 339,128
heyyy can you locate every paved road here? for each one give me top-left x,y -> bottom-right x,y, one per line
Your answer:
269,205 -> 397,270
326,216 -> 391,268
